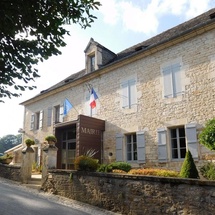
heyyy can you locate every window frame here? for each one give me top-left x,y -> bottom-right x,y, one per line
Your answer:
126,133 -> 137,162
121,78 -> 137,109
90,55 -> 95,72
169,126 -> 186,160
162,61 -> 182,98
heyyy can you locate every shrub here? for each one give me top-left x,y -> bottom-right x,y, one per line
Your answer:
106,162 -> 131,173
97,162 -> 131,173
180,150 -> 199,179
128,168 -> 179,177
112,169 -> 127,174
199,118 -> 215,151
97,164 -> 107,172
45,135 -> 57,143
25,138 -> 35,147
74,155 -> 99,172
200,162 -> 215,180
0,153 -> 13,164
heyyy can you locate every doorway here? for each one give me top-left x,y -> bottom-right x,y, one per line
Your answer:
61,128 -> 76,169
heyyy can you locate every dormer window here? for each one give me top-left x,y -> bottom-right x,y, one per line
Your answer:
84,38 -> 116,74
90,55 -> 95,72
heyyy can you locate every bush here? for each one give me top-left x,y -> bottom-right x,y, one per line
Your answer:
25,138 -> 35,147
74,155 -> 99,172
45,135 -> 57,143
97,164 -> 107,172
107,162 -> 131,172
128,168 -> 179,177
200,162 -> 215,180
180,150 -> 199,179
199,118 -> 215,151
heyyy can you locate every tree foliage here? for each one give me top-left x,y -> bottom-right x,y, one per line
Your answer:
0,134 -> 22,153
0,0 -> 101,102
180,150 -> 199,179
199,118 -> 215,151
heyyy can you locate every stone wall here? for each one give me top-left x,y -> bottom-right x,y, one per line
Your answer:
42,170 -> 215,215
0,163 -> 21,182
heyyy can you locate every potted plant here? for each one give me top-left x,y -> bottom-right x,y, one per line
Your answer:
45,135 -> 57,145
25,138 -> 35,147
0,153 -> 13,164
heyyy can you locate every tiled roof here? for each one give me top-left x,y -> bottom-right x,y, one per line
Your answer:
22,8 -> 215,103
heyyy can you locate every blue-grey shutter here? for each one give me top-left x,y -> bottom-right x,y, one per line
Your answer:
185,123 -> 198,159
157,128 -> 167,162
129,79 -> 136,107
116,134 -> 123,161
163,66 -> 172,98
172,63 -> 182,96
47,107 -> 52,126
122,82 -> 128,108
136,131 -> 145,163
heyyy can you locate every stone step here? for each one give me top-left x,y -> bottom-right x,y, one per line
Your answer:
22,174 -> 42,190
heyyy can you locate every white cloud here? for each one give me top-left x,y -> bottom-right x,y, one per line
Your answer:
99,0 -> 214,35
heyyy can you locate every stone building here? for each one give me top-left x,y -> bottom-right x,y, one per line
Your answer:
20,8 -> 215,171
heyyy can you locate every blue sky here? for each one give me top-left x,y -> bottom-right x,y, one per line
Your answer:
1,0 -> 215,137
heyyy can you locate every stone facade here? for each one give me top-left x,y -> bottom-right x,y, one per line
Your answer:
42,170 -> 215,215
20,9 -> 215,170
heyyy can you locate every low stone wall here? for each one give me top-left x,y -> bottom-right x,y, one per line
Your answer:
42,170 -> 215,215
0,163 -> 21,182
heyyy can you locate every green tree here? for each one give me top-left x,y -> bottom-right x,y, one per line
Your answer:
0,134 -> 22,153
180,150 -> 199,179
0,0 -> 101,102
199,118 -> 215,151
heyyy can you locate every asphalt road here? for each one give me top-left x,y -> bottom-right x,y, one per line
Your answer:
0,177 -> 119,215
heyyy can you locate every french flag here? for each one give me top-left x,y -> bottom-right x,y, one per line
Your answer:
90,88 -> 98,109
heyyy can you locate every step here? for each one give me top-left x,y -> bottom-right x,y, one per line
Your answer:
22,174 -> 42,190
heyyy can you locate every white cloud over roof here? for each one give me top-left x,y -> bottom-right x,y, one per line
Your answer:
99,0 -> 214,35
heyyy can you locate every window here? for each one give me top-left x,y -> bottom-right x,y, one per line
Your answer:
126,134 -> 137,161
170,127 -> 186,159
30,114 -> 35,130
54,105 -> 63,123
90,55 -> 95,72
121,79 -> 137,109
158,124 -> 198,162
116,131 -> 145,163
54,105 -> 60,123
162,63 -> 182,98
47,107 -> 52,126
31,110 -> 43,130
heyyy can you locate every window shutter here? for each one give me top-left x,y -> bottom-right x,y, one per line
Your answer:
136,131 -> 145,163
47,107 -> 52,126
116,134 -> 123,162
60,106 -> 64,122
163,66 -> 172,98
30,114 -> 35,130
39,110 -> 43,129
172,64 -> 182,96
129,79 -> 136,106
185,123 -> 198,159
157,128 -> 167,162
122,82 -> 128,108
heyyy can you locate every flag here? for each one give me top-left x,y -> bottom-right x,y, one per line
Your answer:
63,98 -> 73,115
90,88 -> 98,109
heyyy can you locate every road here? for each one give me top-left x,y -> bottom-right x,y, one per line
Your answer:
0,177 -> 119,215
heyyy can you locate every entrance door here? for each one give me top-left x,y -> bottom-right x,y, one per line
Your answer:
61,129 -> 76,169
